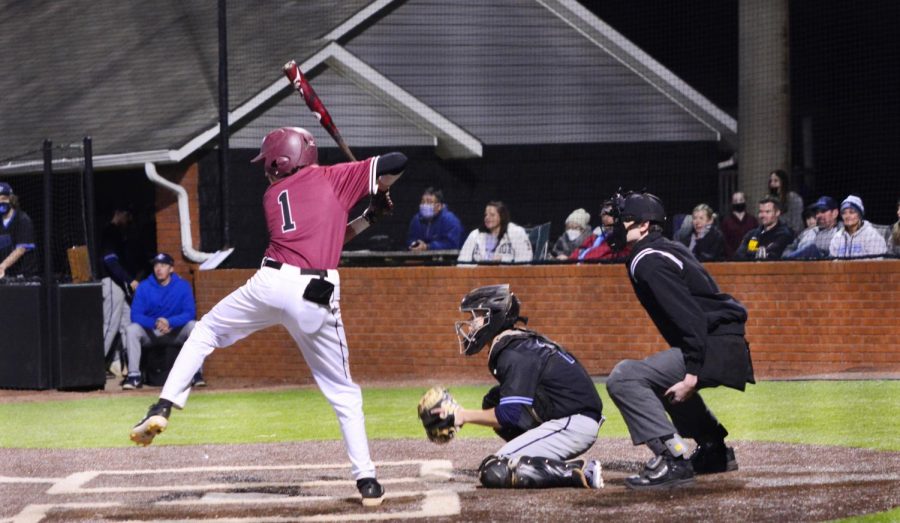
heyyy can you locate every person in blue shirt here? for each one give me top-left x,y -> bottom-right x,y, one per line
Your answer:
122,253 -> 200,390
407,187 -> 464,251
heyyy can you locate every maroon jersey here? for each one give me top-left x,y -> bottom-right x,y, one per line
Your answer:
263,157 -> 378,269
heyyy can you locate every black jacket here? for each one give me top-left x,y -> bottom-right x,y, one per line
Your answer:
486,329 -> 603,433
734,221 -> 795,260
626,232 -> 754,390
679,226 -> 725,262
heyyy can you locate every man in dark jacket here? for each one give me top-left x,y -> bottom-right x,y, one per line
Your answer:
734,196 -> 795,260
605,191 -> 754,490
407,187 -> 464,251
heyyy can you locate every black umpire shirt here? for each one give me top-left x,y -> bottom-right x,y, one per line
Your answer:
488,329 -> 603,432
0,209 -> 37,277
625,232 -> 754,390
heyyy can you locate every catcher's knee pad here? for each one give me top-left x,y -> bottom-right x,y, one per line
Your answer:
478,455 -> 513,488
510,456 -> 587,489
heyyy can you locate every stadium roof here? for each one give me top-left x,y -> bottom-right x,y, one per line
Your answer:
0,0 -> 736,175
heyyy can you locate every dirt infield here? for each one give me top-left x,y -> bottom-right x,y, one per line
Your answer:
1,438 -> 897,522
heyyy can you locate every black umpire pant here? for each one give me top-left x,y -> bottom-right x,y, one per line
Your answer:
606,348 -> 723,445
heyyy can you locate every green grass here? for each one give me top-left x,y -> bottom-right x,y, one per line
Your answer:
1,381 -> 898,450
832,508 -> 900,523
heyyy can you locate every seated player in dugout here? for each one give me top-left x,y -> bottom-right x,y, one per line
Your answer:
439,284 -> 605,489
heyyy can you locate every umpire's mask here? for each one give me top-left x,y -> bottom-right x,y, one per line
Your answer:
455,284 -> 521,356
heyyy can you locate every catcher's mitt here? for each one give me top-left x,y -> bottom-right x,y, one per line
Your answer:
363,190 -> 394,225
417,386 -> 461,444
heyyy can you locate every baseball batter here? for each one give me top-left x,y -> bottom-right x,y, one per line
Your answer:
130,127 -> 406,507
437,284 -> 604,489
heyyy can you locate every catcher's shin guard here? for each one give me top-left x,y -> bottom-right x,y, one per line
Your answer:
510,456 -> 590,488
479,455 -> 514,488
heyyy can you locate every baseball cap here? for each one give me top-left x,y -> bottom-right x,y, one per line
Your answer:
807,196 -> 838,212
0,182 -> 12,196
150,252 -> 175,266
840,195 -> 865,217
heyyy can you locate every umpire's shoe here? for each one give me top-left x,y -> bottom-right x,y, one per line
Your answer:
357,477 -> 385,507
130,400 -> 172,446
690,441 -> 738,474
625,454 -> 695,490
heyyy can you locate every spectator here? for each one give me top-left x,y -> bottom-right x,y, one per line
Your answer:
673,211 -> 693,245
783,196 -> 843,259
734,196 -> 795,260
458,201 -> 532,263
829,195 -> 888,258
121,253 -> 199,390
551,208 -> 591,259
891,198 -> 900,256
570,201 -> 630,261
680,203 -> 724,262
0,182 -> 37,278
100,204 -> 147,377
720,191 -> 758,259
802,206 -> 817,231
768,169 -> 804,234
407,187 -> 464,251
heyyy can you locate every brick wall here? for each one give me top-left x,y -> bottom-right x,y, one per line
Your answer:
193,261 -> 900,384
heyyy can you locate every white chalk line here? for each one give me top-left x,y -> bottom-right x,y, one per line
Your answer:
7,460 -> 461,523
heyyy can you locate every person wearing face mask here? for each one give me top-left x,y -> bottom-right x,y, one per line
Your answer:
719,191 -> 758,259
551,208 -> 591,259
407,187 -> 464,252
0,182 -> 37,279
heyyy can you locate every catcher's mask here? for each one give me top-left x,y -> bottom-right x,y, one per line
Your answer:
455,284 -> 522,356
251,127 -> 318,178
607,189 -> 666,248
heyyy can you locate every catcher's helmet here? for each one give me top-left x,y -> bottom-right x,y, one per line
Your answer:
455,284 -> 522,356
251,127 -> 317,178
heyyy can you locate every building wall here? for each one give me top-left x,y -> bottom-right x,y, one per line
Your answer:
154,163 -> 201,283
193,261 -> 900,384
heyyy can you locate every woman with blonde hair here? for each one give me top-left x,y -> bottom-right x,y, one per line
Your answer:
679,203 -> 724,262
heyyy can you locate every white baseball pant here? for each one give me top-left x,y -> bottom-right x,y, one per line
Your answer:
160,264 -> 376,480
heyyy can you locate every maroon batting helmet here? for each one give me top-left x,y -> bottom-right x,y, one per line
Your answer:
251,127 -> 318,177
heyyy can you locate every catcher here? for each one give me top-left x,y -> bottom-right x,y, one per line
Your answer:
418,284 -> 604,489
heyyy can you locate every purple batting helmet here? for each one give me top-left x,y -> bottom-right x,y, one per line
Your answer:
251,127 -> 318,178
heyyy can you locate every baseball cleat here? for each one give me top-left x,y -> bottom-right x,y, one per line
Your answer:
582,459 -> 604,489
130,401 -> 172,446
357,477 -> 385,507
690,441 -> 738,475
625,454 -> 695,491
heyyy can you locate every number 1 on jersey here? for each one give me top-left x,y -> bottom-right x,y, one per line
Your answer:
278,190 -> 296,232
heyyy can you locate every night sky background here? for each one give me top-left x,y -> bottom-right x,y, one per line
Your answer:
582,0 -> 900,224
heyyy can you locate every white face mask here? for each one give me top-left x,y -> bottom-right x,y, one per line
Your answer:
565,229 -> 582,241
419,203 -> 436,219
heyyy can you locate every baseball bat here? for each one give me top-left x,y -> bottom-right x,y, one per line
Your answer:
282,60 -> 356,162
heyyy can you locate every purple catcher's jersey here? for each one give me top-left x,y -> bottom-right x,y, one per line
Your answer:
263,157 -> 378,269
